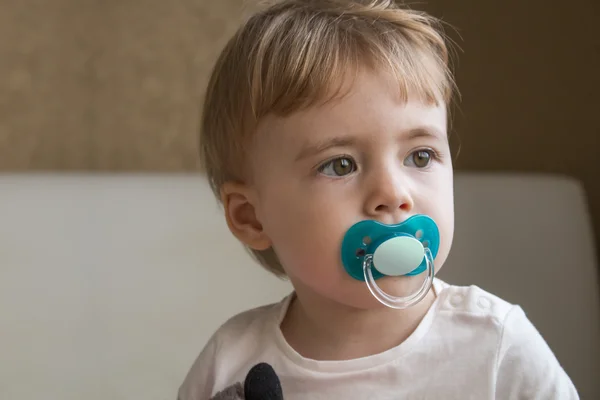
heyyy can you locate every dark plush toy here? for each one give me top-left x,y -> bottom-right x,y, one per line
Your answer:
209,382 -> 245,400
210,363 -> 283,400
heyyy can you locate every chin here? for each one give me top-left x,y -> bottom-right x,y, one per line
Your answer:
290,273 -> 371,309
328,290 -> 387,311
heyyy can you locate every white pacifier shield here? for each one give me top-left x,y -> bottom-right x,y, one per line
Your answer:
372,236 -> 425,276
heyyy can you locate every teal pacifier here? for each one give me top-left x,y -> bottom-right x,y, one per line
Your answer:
341,214 -> 440,309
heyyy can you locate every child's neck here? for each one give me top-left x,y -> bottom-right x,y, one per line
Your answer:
280,283 -> 436,361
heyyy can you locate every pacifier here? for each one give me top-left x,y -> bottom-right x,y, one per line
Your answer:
341,214 -> 440,309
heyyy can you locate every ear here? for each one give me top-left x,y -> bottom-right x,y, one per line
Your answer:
221,182 -> 272,251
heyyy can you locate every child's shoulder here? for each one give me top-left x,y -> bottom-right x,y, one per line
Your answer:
433,280 -> 578,398
209,293 -> 291,351
179,295 -> 292,400
434,278 -> 516,323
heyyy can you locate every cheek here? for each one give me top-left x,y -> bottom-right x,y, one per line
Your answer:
258,189 -> 349,281
434,211 -> 454,271
422,172 -> 454,269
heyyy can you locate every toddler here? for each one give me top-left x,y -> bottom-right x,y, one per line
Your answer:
179,0 -> 578,398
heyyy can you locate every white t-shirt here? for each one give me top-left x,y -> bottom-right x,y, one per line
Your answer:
179,279 -> 578,399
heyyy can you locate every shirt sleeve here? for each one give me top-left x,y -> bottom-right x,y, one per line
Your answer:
495,305 -> 579,399
178,333 -> 219,400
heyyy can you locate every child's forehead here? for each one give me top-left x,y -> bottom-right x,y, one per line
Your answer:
306,66 -> 440,114
259,69 -> 445,130
254,91 -> 447,153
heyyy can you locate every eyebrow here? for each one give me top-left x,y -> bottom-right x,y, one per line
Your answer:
295,126 -> 446,162
405,126 -> 447,141
295,136 -> 357,162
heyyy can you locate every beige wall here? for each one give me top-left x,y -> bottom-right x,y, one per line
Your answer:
0,0 -> 248,170
0,0 -> 598,252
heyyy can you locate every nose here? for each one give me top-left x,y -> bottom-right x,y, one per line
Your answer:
364,168 -> 414,222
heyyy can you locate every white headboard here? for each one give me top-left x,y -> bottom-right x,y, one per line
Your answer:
0,173 -> 598,399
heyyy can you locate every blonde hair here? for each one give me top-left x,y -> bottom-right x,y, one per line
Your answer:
200,0 -> 457,276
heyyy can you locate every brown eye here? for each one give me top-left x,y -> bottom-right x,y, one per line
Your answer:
319,157 -> 356,177
405,150 -> 433,168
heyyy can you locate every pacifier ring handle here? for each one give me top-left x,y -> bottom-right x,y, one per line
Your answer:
362,248 -> 435,309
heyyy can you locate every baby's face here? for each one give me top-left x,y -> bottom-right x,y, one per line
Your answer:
248,69 -> 454,309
